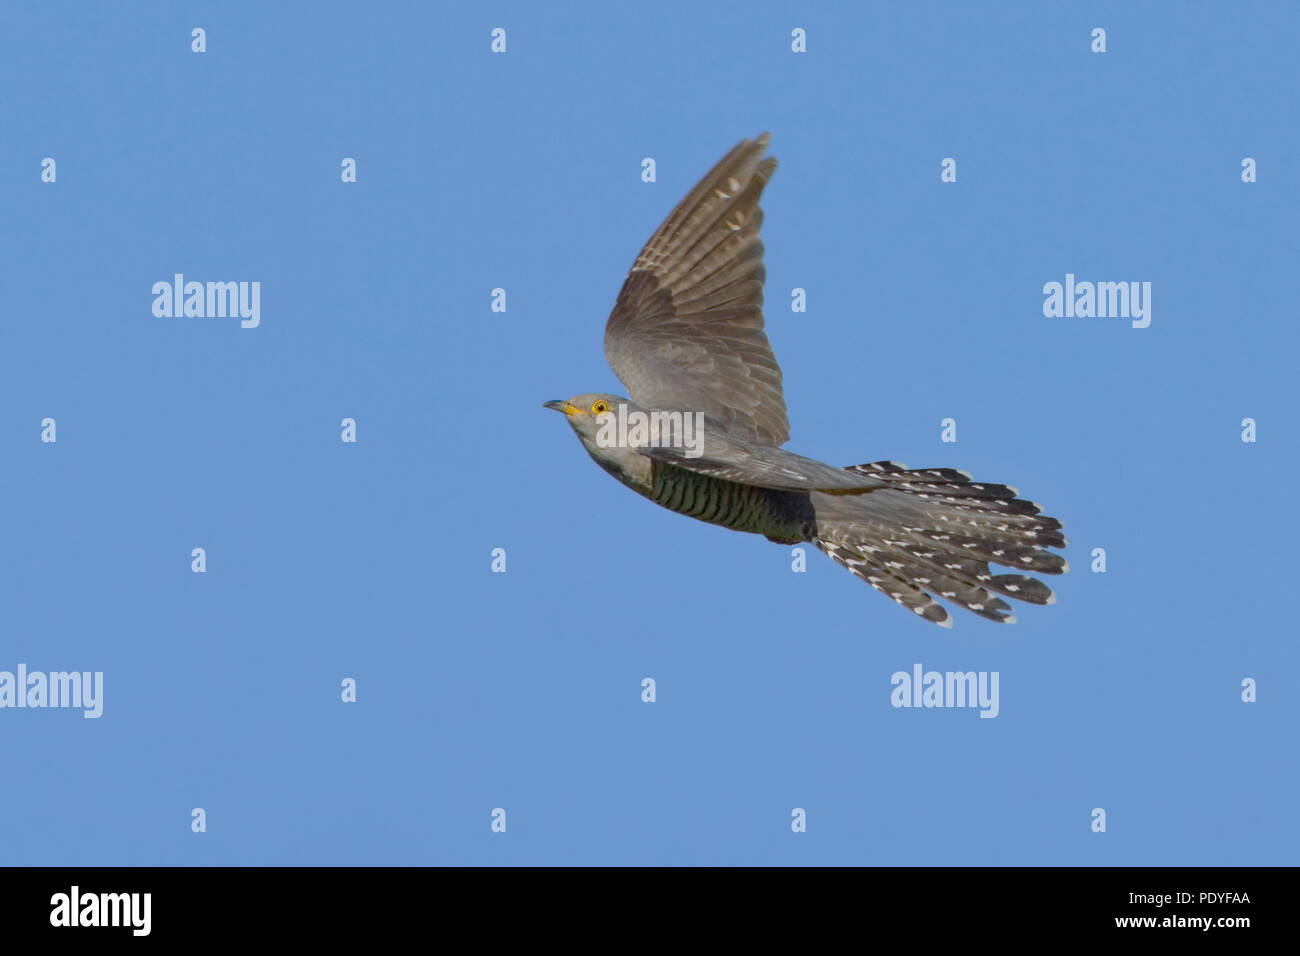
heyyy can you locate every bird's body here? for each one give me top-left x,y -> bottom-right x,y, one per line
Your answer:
546,134 -> 1067,627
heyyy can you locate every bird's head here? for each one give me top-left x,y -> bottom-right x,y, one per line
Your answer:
543,392 -> 629,444
545,392 -> 664,483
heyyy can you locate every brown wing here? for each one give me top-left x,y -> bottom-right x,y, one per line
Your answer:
603,133 -> 790,446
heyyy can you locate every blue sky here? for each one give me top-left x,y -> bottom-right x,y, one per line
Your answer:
1,1 -> 1295,865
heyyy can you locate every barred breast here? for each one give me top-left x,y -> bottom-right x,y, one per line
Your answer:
647,461 -> 816,544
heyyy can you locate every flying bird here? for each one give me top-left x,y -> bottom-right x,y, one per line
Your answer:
545,134 -> 1067,626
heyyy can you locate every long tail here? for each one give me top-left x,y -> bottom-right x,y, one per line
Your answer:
811,461 -> 1068,627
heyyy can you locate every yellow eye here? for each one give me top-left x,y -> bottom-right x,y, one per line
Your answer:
591,400 -> 609,415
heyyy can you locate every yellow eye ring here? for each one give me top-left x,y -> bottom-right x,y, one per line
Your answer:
591,400 -> 609,415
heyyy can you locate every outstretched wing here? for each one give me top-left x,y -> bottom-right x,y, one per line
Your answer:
604,133 -> 790,446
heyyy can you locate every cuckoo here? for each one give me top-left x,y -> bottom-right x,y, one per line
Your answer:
545,134 -> 1067,626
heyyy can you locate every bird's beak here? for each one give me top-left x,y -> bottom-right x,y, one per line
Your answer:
544,399 -> 579,416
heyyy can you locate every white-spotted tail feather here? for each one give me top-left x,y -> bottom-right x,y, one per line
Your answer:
812,461 -> 1067,626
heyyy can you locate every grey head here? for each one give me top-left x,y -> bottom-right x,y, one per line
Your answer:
543,392 -> 653,488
